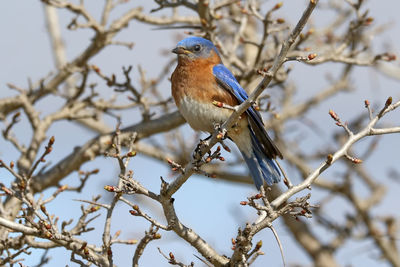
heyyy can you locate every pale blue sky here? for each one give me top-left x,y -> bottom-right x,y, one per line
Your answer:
1,1 -> 400,266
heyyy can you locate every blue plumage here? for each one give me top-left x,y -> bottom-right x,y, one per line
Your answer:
213,64 -> 282,188
212,64 -> 266,130
243,131 -> 281,188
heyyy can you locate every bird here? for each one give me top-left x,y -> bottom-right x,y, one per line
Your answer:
171,36 -> 282,189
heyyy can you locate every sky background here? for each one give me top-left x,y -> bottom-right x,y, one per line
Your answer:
1,1 -> 400,266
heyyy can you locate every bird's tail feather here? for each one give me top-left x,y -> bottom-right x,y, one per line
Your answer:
241,132 -> 281,189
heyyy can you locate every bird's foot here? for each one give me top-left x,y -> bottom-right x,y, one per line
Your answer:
213,122 -> 221,132
212,122 -> 228,140
193,136 -> 211,161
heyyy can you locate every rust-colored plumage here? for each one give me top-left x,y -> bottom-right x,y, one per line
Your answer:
172,50 -> 237,107
171,49 -> 244,133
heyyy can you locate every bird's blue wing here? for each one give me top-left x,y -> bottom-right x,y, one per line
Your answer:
212,65 -> 248,101
212,64 -> 263,126
212,64 -> 282,159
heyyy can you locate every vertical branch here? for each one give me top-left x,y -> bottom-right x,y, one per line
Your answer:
101,0 -> 113,26
43,4 -> 75,95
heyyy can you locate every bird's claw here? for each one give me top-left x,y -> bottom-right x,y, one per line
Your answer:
213,123 -> 228,141
213,122 -> 221,131
193,136 -> 211,161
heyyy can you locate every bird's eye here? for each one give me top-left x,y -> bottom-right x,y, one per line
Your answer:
193,44 -> 201,52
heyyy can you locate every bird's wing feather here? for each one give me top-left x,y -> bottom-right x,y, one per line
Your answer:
212,64 -> 282,159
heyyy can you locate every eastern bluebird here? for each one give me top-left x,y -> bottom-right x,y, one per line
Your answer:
171,36 -> 282,189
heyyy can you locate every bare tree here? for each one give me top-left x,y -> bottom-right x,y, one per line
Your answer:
1,0 -> 399,266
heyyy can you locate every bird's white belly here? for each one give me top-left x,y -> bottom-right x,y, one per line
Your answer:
178,96 -> 253,156
178,96 -> 232,132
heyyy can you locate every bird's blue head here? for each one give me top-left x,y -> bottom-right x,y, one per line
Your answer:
172,36 -> 220,60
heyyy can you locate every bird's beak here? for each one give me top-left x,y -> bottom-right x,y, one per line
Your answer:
172,46 -> 190,55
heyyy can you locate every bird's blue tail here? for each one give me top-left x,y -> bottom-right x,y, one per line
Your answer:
241,132 -> 281,189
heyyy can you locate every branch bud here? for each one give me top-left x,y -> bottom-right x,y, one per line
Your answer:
212,100 -> 224,108
223,145 -> 231,153
364,17 -> 374,25
91,65 -> 101,73
255,240 -> 263,250
308,53 -> 317,60
127,151 -> 137,157
46,147 -> 53,154
153,233 -> 161,239
18,180 -> 26,190
273,2 -> 283,10
129,210 -> 137,215
48,136 -> 55,146
44,222 -> 51,230
89,206 -> 100,213
329,109 -> 339,121
326,154 -> 333,165
169,252 -> 175,260
385,96 -> 392,107
40,205 -> 47,214
1,186 -> 12,195
104,185 -> 117,192
386,54 -> 396,61
114,230 -> 121,238
276,18 -> 285,24
43,231 -> 53,239
57,185 -> 68,193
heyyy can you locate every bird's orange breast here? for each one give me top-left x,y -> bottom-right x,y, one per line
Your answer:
171,52 -> 249,134
171,52 -> 238,108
